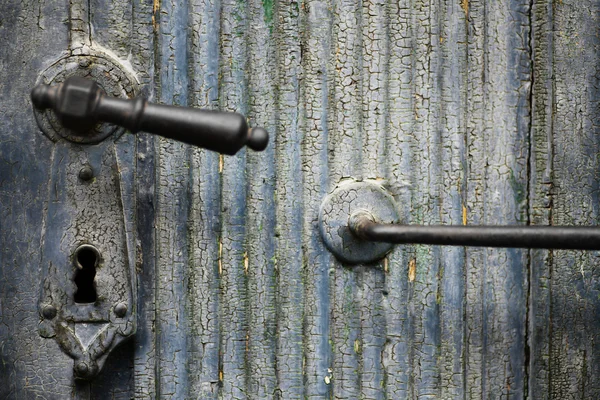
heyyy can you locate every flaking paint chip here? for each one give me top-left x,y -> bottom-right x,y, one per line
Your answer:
408,259 -> 416,282
461,0 -> 469,16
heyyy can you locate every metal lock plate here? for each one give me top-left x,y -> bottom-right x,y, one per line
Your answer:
37,138 -> 137,379
35,48 -> 138,380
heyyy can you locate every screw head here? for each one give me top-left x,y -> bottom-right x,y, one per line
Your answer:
114,302 -> 128,318
78,165 -> 94,181
75,361 -> 89,377
41,304 -> 57,320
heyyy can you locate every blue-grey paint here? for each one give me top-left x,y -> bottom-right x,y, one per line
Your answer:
2,0 -> 600,398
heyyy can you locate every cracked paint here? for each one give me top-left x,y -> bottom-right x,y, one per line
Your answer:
3,0 -> 600,398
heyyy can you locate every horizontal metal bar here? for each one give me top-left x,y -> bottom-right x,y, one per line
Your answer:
349,212 -> 600,250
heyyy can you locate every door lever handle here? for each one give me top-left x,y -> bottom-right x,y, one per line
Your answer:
349,210 -> 600,250
319,180 -> 600,265
31,76 -> 269,155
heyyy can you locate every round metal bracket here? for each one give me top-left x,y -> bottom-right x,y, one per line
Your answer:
33,47 -> 139,144
319,179 -> 399,264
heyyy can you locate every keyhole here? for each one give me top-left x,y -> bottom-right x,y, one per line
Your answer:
73,245 -> 99,303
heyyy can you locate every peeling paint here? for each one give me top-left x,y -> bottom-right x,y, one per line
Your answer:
218,240 -> 222,276
3,0 -> 599,397
461,0 -> 468,17
408,259 -> 416,282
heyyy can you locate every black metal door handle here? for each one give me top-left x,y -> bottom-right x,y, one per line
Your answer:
31,76 -> 268,155
319,180 -> 600,264
349,210 -> 600,250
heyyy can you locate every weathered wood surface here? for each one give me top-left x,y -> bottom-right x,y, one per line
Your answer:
1,0 -> 600,398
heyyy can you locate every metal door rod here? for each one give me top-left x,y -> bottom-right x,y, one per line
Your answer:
348,211 -> 600,250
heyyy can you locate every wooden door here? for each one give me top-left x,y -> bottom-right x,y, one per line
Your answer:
1,0 -> 599,398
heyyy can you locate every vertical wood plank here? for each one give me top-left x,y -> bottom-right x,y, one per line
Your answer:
219,1 -> 249,398
0,1 -> 70,397
359,1 -> 387,399
246,0 -> 277,398
330,0 -> 362,398
274,1 -> 305,398
464,0 -> 487,396
155,0 -> 191,397
438,0 -> 467,397
135,135 -> 158,400
132,0 -> 158,392
300,2 -> 334,398
188,0 -> 222,398
529,0 -> 553,397
549,1 -> 600,397
410,0 -> 443,396
466,0 -> 531,398
383,0 -> 414,396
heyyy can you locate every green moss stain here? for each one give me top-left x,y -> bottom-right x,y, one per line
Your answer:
509,169 -> 527,221
415,246 -> 431,281
263,0 -> 274,32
